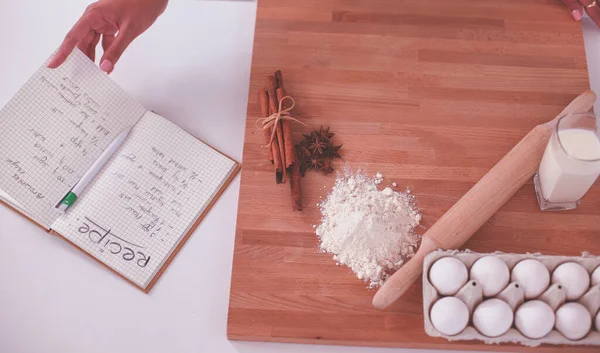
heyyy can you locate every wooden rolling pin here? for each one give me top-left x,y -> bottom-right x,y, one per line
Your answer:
373,90 -> 597,310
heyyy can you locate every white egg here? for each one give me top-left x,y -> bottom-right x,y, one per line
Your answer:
429,257 -> 468,296
552,262 -> 590,300
511,259 -> 550,299
430,297 -> 469,336
555,302 -> 592,340
470,256 -> 509,297
596,311 -> 600,331
472,299 -> 514,337
515,300 -> 555,339
592,266 -> 600,286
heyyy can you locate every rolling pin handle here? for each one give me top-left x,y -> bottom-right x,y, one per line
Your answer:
372,237 -> 438,309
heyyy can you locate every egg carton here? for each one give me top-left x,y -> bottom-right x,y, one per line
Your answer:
423,250 -> 600,347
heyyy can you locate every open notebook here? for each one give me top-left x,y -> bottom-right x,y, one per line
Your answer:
0,49 -> 240,292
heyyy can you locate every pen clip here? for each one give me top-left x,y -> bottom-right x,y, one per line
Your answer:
54,182 -> 78,212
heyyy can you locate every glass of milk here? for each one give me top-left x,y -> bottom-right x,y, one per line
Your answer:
534,113 -> 600,211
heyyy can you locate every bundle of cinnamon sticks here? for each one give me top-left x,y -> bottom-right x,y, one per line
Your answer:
259,70 -> 302,211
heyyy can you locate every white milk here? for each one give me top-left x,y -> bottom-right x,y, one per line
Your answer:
539,128 -> 600,203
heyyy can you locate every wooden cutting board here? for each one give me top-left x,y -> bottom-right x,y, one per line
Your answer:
228,0 -> 599,351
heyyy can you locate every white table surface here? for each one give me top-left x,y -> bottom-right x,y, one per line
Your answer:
1,1 -> 598,353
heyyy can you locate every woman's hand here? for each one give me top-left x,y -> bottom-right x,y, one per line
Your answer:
563,0 -> 600,26
48,0 -> 168,73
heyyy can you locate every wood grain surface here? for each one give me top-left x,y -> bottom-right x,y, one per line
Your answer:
228,0 -> 597,350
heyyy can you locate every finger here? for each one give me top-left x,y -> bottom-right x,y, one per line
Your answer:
87,32 -> 101,62
47,16 -> 92,68
99,28 -> 137,73
76,30 -> 97,61
563,0 -> 583,20
583,2 -> 600,27
102,34 -> 115,52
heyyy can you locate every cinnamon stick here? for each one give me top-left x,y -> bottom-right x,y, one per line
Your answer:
275,72 -> 301,211
267,75 -> 287,182
266,76 -> 279,115
259,89 -> 273,164
276,87 -> 295,169
275,123 -> 286,183
290,156 -> 302,211
270,134 -> 283,184
262,87 -> 283,183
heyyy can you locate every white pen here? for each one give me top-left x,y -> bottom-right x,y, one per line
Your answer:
57,126 -> 132,213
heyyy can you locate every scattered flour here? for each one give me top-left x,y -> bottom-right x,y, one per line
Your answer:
315,169 -> 421,288
374,172 -> 384,185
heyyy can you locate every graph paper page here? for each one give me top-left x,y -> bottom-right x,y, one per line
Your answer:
52,112 -> 238,289
0,49 -> 145,228
0,188 -> 30,218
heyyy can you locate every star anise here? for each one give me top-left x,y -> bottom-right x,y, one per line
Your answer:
324,144 -> 342,158
302,131 -> 318,142
322,159 -> 335,174
308,136 -> 328,154
298,143 -> 311,157
308,156 -> 325,171
295,126 -> 342,176
318,125 -> 335,140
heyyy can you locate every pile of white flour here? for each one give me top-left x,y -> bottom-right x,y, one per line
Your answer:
315,169 -> 421,288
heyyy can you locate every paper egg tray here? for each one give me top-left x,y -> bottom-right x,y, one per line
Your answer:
423,250 -> 600,347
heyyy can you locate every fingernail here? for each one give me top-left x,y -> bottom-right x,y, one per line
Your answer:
47,57 -> 57,69
100,59 -> 113,72
572,9 -> 582,21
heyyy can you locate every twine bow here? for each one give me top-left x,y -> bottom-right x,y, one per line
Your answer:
256,96 -> 307,147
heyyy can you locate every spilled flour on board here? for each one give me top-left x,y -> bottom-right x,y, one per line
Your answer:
315,169 -> 421,288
